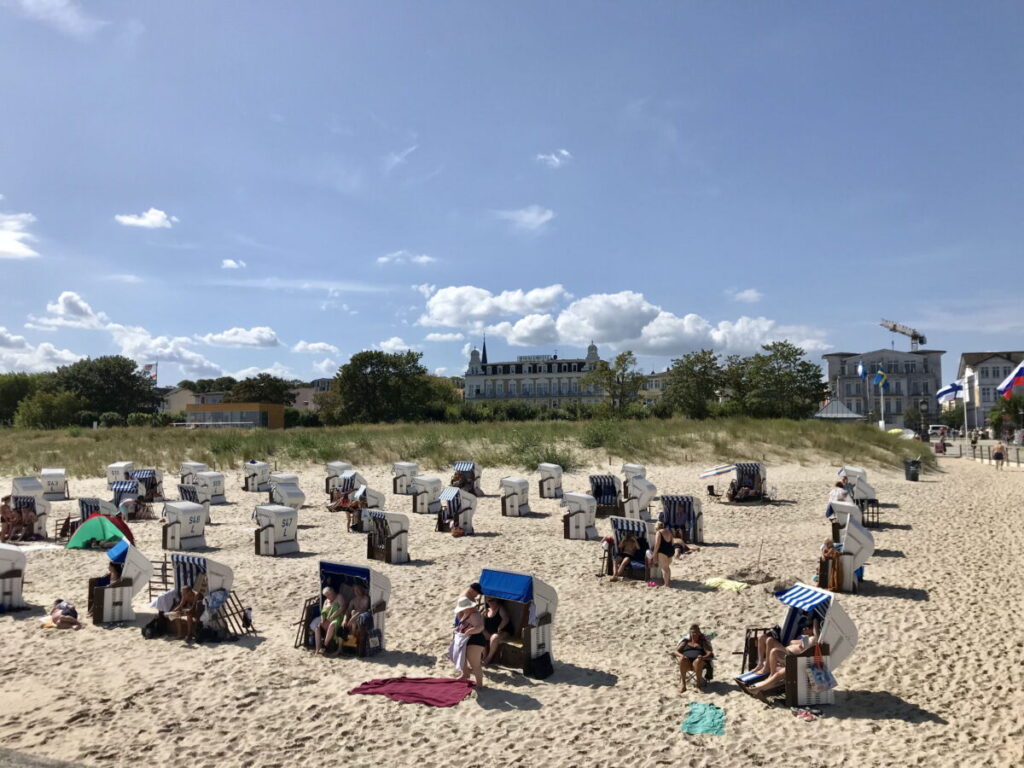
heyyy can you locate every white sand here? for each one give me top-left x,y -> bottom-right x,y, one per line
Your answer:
1,457 -> 1022,767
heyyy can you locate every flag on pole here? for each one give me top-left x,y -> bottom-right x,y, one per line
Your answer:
936,380 -> 964,405
997,362 -> 1024,400
141,363 -> 158,382
873,369 -> 888,389
856,361 -> 866,380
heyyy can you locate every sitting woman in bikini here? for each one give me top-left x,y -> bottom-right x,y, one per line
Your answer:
742,620 -> 820,699
341,583 -> 372,643
1,496 -> 17,542
170,585 -> 203,642
675,624 -> 714,692
481,596 -> 511,666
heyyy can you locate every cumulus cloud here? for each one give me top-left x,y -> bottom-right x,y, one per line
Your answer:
292,340 -> 340,355
7,0 -> 107,40
420,284 -> 570,328
727,287 -> 763,304
494,205 -> 555,233
536,148 -> 572,169
312,358 -> 338,377
423,332 -> 464,342
487,314 -> 559,347
107,323 -> 223,377
0,212 -> 40,259
413,283 -> 437,299
102,273 -> 143,284
114,207 -> 178,229
434,367 -> 448,376
27,290 -> 108,330
378,336 -> 413,353
221,259 -> 247,269
0,326 -> 29,349
231,362 -> 295,380
197,326 -> 280,348
377,250 -> 436,266
0,339 -> 83,373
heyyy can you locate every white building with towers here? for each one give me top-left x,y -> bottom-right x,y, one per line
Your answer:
464,339 -> 605,408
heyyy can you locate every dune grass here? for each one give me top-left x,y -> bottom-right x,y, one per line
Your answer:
0,418 -> 935,478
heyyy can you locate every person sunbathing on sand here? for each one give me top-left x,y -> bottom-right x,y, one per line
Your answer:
50,599 -> 83,629
742,620 -> 819,697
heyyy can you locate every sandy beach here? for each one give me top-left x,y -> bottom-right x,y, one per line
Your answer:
1,456 -> 1022,768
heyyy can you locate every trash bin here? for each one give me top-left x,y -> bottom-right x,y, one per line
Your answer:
903,458 -> 921,481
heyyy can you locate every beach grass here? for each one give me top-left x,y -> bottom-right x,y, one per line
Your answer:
0,418 -> 935,478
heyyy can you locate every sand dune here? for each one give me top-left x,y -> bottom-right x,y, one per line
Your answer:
2,456 -> 1022,768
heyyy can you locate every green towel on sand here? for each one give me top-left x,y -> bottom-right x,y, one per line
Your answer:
681,702 -> 726,735
704,577 -> 748,591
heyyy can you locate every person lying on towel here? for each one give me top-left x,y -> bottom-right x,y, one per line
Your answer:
48,599 -> 83,630
671,529 -> 700,559
740,620 -> 820,700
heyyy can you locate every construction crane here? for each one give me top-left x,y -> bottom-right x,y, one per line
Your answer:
880,319 -> 927,351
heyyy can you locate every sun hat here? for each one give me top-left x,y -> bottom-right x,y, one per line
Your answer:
454,596 -> 476,614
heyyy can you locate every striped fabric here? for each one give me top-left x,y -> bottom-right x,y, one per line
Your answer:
131,469 -> 157,481
735,463 -> 762,487
609,517 -> 649,564
453,461 -> 475,474
79,498 -> 101,520
439,486 -> 462,519
352,485 -> 367,501
589,475 -> 619,506
110,480 -> 138,507
337,473 -> 356,492
660,495 -> 695,530
178,484 -> 200,503
775,584 -> 831,611
171,554 -> 208,596
11,496 -> 36,513
698,464 -> 736,479
369,510 -> 387,522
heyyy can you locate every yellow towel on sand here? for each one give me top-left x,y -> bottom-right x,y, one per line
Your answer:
704,577 -> 748,591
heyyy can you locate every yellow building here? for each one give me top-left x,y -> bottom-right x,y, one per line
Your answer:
642,370 -> 670,407
185,402 -> 285,429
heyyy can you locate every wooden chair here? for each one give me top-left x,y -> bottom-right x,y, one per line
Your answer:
492,602 -> 552,672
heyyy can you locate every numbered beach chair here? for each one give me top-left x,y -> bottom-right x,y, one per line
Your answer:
0,543 -> 27,610
253,504 -> 299,556
89,539 -> 152,624
294,561 -> 390,657
561,492 -> 598,540
243,460 -> 271,492
450,461 -> 483,496
366,510 -> 410,564
537,463 -> 563,499
391,462 -> 419,495
659,495 -> 704,545
436,487 -> 476,535
409,474 -> 443,515
589,474 -> 622,517
106,461 -> 134,489
477,567 -> 557,675
10,477 -> 50,539
192,472 -> 226,505
603,516 -> 660,582
130,469 -> 164,503
179,461 -> 208,485
500,476 -> 531,517
839,466 -> 880,527
161,501 -> 208,550
622,476 -> 656,521
325,461 -> 353,494
738,583 -> 858,707
823,510 -> 874,593
40,468 -> 70,501
177,484 -> 211,524
269,473 -> 305,511
149,554 -> 253,640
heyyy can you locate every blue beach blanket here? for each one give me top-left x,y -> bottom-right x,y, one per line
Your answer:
681,702 -> 726,736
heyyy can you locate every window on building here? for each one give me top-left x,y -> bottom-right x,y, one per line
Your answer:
981,367 -> 989,379
496,382 -> 504,396
840,364 -> 847,376
561,380 -> 569,394
982,387 -> 992,402
571,380 -> 579,394
1004,366 -> 1012,378
485,381 -> 493,396
508,381 -> 516,395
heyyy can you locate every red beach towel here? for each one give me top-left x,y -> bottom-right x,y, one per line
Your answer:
348,677 -> 475,707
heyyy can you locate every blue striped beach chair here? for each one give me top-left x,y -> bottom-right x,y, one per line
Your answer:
294,562 -> 390,657
604,516 -> 658,581
148,554 -> 253,639
450,461 -> 483,496
130,469 -> 162,502
436,486 -> 475,535
589,474 -> 622,516
110,480 -> 139,508
659,495 -> 703,545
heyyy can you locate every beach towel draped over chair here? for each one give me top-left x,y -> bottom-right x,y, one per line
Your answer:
537,463 -> 563,499
589,474 -> 622,516
325,461 -> 354,494
409,474 -> 443,515
477,567 -> 556,675
366,510 -> 410,564
295,561 -> 389,657
89,541 -> 152,624
106,461 -> 134,489
451,461 -> 483,496
436,486 -> 475,535
253,504 -> 299,556
500,476 -> 531,517
0,543 -> 27,610
161,501 -> 207,551
561,492 -> 598,540
660,495 -> 704,545
604,516 -> 659,581
40,468 -> 70,501
391,462 -> 419,495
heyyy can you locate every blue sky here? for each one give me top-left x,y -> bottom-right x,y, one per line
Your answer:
2,1 -> 1022,386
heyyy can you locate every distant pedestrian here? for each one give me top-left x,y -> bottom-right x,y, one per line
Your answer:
993,441 -> 1007,470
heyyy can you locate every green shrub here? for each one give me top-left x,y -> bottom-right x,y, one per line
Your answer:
99,412 -> 125,428
75,410 -> 99,427
126,412 -> 152,427
580,420 -> 617,448
14,391 -> 85,429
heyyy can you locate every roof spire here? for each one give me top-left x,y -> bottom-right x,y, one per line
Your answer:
481,334 -> 488,365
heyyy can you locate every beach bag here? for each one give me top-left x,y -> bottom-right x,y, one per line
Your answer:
807,644 -> 837,691
141,613 -> 169,639
524,652 -> 554,680
451,527 -> 466,538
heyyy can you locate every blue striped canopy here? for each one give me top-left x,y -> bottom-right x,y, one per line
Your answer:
171,554 -> 208,595
610,516 -> 647,536
439,486 -> 462,519
369,510 -> 387,521
337,473 -> 356,492
79,498 -> 101,520
775,584 -> 831,611
131,469 -> 157,481
439,487 -> 461,502
453,461 -> 476,473
660,495 -> 696,533
178,484 -> 200,503
11,495 -> 36,512
736,463 -> 763,487
110,480 -> 138,507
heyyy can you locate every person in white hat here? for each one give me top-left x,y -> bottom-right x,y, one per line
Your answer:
454,595 -> 485,687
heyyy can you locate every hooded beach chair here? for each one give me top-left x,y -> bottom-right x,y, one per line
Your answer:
161,501 -> 207,550
561,492 -> 598,540
0,543 -> 27,610
659,495 -> 704,545
822,511 -> 875,593
56,497 -> 117,541
130,469 -> 163,502
190,472 -> 226,505
295,561 -> 390,657
409,474 -> 443,515
436,487 -> 476,535
589,474 -> 622,517
9,494 -> 48,541
243,460 -> 271,492
179,461 -> 208,485
500,476 -> 531,517
269,473 -> 305,511
477,567 -> 557,676
738,583 -> 857,707
40,468 -> 70,501
391,462 -> 420,495
537,463 -> 564,499
324,461 -> 353,494
253,504 -> 299,556
621,463 -> 647,488
89,539 -> 152,624
106,461 -> 134,489
603,516 -> 660,582
450,461 -> 483,496
149,554 -> 252,640
724,462 -> 767,502
622,476 -> 656,522
366,510 -> 410,564
177,483 -> 211,524
839,466 -> 880,527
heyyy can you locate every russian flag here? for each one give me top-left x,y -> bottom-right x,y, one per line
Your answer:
997,362 -> 1024,400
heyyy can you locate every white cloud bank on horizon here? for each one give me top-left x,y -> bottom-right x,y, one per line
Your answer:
0,211 -> 41,259
114,207 -> 178,229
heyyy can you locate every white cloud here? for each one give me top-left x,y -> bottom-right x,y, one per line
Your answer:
420,284 -> 571,328
378,336 -> 414,353
434,367 -> 448,376
536,148 -> 572,169
424,332 -> 465,342
107,322 -> 223,378
0,340 -> 83,373
495,205 -> 555,233
197,326 -> 280,348
312,358 -> 338,377
231,362 -> 295,380
0,326 -> 29,349
487,314 -> 559,346
0,212 -> 40,259
292,340 -> 340,355
211,276 -> 385,294
461,342 -> 473,359
727,287 -> 763,304
221,259 -> 247,269
413,283 -> 437,299
103,273 -> 143,284
377,250 -> 436,266
27,290 -> 109,330
556,291 -> 661,346
114,207 -> 178,229
8,0 -> 107,39
383,144 -> 418,173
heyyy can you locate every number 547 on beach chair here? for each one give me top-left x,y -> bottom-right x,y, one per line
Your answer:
253,504 -> 299,556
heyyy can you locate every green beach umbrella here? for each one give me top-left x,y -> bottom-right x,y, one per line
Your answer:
66,514 -> 131,549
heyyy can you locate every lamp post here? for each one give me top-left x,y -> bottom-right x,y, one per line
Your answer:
919,399 -> 929,442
